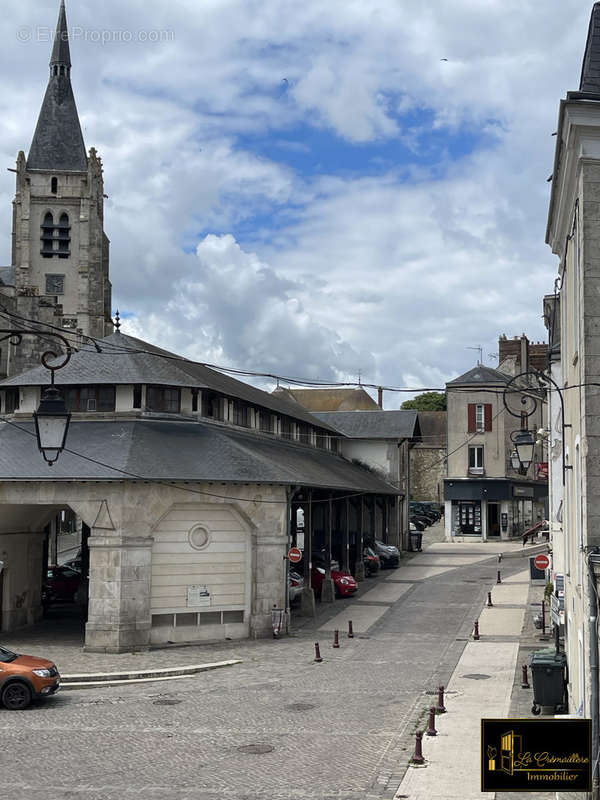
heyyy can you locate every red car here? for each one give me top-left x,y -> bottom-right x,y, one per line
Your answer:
311,565 -> 358,598
44,565 -> 81,603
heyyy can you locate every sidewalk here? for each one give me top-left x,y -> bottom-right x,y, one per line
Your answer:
394,568 -> 555,800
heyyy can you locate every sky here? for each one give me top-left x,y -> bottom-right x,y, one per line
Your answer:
0,0 -> 591,406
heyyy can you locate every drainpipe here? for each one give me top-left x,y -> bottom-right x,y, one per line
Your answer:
588,551 -> 600,799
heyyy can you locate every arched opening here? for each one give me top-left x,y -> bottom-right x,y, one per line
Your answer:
58,212 -> 70,258
41,211 -> 54,258
0,505 -> 89,646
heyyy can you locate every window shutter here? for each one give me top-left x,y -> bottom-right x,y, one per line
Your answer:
467,404 -> 476,432
484,404 -> 493,432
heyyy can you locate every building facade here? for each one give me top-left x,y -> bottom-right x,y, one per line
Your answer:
545,3 -> 600,759
444,360 -> 547,541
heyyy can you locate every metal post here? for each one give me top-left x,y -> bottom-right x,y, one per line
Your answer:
355,497 -> 366,581
348,620 -> 354,638
314,643 -> 323,663
487,591 -> 493,607
521,665 -> 530,689
436,686 -> 446,713
541,599 -> 546,635
333,630 -> 340,649
412,731 -> 425,764
497,570 -> 502,584
344,497 -> 350,572
426,706 -> 437,736
473,620 -> 480,640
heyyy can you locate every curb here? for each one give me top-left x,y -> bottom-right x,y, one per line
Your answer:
60,658 -> 241,689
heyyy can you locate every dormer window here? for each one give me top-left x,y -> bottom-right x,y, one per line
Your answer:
64,385 -> 116,412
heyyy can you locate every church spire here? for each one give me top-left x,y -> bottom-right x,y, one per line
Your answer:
50,0 -> 72,73
26,0 -> 87,172
580,3 -> 600,93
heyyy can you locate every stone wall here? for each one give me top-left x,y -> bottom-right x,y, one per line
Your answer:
410,447 -> 445,503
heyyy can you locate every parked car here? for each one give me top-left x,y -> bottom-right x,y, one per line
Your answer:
363,546 -> 381,576
63,556 -> 82,572
288,570 -> 304,605
0,645 -> 60,710
374,539 -> 400,568
311,564 -> 357,598
409,516 -> 427,531
44,565 -> 81,603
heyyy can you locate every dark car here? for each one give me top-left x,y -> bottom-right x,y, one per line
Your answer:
374,539 -> 400,568
0,645 -> 60,710
44,565 -> 81,604
363,546 -> 380,576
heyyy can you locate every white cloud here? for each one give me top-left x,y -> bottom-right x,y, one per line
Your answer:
0,0 -> 592,396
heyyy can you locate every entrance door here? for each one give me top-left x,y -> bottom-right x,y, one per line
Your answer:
487,503 -> 500,538
458,502 -> 479,535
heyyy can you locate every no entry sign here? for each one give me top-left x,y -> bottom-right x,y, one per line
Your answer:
534,554 -> 550,571
288,547 -> 302,564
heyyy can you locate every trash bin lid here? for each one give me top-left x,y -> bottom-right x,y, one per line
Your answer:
530,649 -> 566,667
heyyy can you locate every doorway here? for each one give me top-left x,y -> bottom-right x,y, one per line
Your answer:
487,503 -> 500,538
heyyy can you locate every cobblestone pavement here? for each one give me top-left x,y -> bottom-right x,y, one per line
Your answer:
1,526 -> 535,800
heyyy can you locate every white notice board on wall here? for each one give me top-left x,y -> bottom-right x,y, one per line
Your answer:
187,585 -> 211,607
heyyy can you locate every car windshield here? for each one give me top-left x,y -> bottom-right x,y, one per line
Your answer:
0,646 -> 18,663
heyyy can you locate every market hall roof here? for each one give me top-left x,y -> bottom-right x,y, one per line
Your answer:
446,365 -> 511,386
27,0 -> 88,172
0,418 -> 400,494
0,331 -> 338,433
312,410 -> 420,440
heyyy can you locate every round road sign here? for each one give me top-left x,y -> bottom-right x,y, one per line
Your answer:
534,554 -> 550,570
288,547 -> 302,564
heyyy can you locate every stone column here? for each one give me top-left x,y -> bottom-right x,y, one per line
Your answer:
84,500 -> 153,653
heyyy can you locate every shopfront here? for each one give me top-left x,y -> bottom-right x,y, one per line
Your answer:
444,479 -> 547,541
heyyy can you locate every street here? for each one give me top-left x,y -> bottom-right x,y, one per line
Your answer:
1,535 -> 527,800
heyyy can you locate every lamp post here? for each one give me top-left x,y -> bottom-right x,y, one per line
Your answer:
503,370 -> 569,484
0,330 -> 73,465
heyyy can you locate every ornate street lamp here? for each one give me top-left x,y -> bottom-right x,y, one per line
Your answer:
0,329 -> 73,466
503,369 -> 570,484
510,428 -> 536,475
33,385 -> 71,466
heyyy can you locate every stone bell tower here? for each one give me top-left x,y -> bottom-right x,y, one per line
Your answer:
5,0 -> 112,376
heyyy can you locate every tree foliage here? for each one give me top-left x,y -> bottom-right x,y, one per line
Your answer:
401,391 -> 447,411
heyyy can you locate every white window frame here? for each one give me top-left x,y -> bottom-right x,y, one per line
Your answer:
475,404 -> 485,432
469,445 -> 484,470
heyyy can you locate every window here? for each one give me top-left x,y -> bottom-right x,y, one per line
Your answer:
133,385 -> 142,409
191,389 -> 199,413
4,388 -> 19,414
258,411 -> 274,433
468,446 -> 484,471
281,418 -> 293,439
147,386 -> 181,413
468,403 -> 492,432
232,401 -> 249,427
41,212 -> 54,258
201,391 -> 221,419
316,430 -> 328,449
65,385 -> 116,412
51,177 -> 58,194
45,274 -> 65,295
296,422 -> 310,443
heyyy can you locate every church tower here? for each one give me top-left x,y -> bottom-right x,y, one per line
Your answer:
6,0 -> 112,375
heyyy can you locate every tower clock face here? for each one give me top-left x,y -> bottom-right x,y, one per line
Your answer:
45,274 -> 65,295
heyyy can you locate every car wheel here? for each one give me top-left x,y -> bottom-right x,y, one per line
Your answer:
2,681 -> 32,710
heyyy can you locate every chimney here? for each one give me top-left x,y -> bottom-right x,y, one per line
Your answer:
520,334 -> 529,373
377,387 -> 383,409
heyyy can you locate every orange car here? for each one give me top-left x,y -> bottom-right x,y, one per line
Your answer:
0,645 -> 60,710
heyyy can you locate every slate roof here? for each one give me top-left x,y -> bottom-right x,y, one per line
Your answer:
414,411 -> 446,448
0,267 -> 14,287
27,2 -> 87,172
446,365 -> 511,386
313,410 -> 420,440
0,418 -> 400,494
273,387 -> 380,412
0,331 -> 339,433
580,3 -> 600,93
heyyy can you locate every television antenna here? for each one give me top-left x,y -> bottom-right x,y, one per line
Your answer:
466,345 -> 483,365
